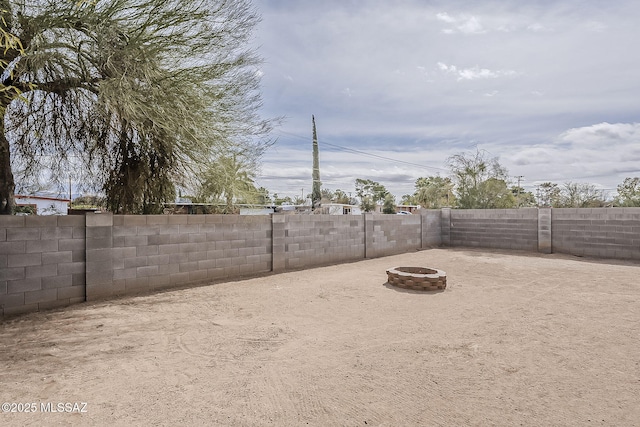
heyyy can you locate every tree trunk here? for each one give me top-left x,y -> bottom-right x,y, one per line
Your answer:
0,116 -> 15,214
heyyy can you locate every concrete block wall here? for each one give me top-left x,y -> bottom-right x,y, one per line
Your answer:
448,208 -> 539,251
5,207 -> 639,318
107,214 -> 272,298
421,210 -> 442,247
0,216 -> 85,316
283,215 -> 365,269
552,208 -> 640,260
366,214 -> 422,258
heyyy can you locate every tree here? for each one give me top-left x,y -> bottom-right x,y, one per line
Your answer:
447,149 -> 514,209
510,186 -> 536,207
615,177 -> 640,207
194,153 -> 259,213
333,189 -> 351,204
559,181 -> 606,208
360,196 -> 375,213
382,193 -> 396,214
400,194 -> 415,205
413,176 -> 454,208
1,0 -> 273,214
320,188 -> 334,202
355,178 -> 388,211
536,182 -> 561,207
255,187 -> 271,205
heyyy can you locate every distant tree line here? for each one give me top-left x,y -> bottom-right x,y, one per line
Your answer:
398,150 -> 640,209
213,147 -> 639,212
340,149 -> 640,212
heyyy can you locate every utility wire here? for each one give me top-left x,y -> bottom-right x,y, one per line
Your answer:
276,130 -> 448,173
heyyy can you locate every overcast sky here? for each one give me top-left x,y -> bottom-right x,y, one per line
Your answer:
252,0 -> 640,200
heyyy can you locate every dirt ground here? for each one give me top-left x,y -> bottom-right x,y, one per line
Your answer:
1,248 -> 639,426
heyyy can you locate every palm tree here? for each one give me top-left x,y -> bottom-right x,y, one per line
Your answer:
196,154 -> 258,213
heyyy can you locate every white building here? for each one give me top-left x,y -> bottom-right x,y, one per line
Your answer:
15,195 -> 70,215
320,203 -> 362,215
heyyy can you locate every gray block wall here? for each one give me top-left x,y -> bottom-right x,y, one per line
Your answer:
106,214 -> 272,299
366,214 -> 422,258
552,208 -> 640,260
283,215 -> 365,269
5,208 -> 640,318
421,210 -> 442,247
448,208 -> 539,251
0,216 -> 85,317
538,208 -> 552,254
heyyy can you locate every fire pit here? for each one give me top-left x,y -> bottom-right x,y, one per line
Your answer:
386,267 -> 447,291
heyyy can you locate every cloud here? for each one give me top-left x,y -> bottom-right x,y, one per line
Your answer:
436,12 -> 485,34
527,23 -> 552,32
437,62 -> 518,81
253,1 -> 640,198
559,122 -> 640,147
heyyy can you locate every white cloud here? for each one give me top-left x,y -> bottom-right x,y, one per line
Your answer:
254,1 -> 640,197
438,62 -> 518,81
435,12 -> 455,24
527,23 -> 552,32
436,12 -> 485,34
559,122 -> 640,147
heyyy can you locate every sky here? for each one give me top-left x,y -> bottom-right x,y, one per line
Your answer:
250,0 -> 640,201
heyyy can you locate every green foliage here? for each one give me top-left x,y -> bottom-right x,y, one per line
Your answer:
194,153 -> 260,213
332,189 -> 351,204
413,176 -> 454,208
510,186 -> 536,207
72,194 -> 105,209
355,178 -> 388,211
13,204 -> 34,215
255,187 -> 271,205
400,194 -> 415,205
382,193 -> 396,214
447,149 -> 514,209
536,181 -> 607,208
536,182 -> 561,207
558,181 -> 606,208
360,195 -> 375,213
1,0 -> 274,214
614,177 -> 640,207
320,188 -> 334,202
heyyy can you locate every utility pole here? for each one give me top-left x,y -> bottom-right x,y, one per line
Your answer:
515,175 -> 524,208
311,115 -> 321,210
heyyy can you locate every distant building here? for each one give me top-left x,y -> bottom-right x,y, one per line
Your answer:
15,195 -> 70,215
318,203 -> 362,215
239,207 -> 277,215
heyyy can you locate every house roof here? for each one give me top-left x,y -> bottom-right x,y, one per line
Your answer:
16,195 -> 70,203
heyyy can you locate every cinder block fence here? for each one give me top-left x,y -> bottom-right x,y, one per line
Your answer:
2,208 -> 640,317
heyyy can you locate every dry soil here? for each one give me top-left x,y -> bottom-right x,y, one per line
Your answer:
1,248 -> 639,426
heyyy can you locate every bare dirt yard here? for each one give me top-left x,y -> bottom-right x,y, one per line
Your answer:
1,248 -> 639,426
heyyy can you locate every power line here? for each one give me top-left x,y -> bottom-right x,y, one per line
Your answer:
276,130 -> 448,173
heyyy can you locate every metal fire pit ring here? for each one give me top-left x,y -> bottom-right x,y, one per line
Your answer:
386,266 -> 447,291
